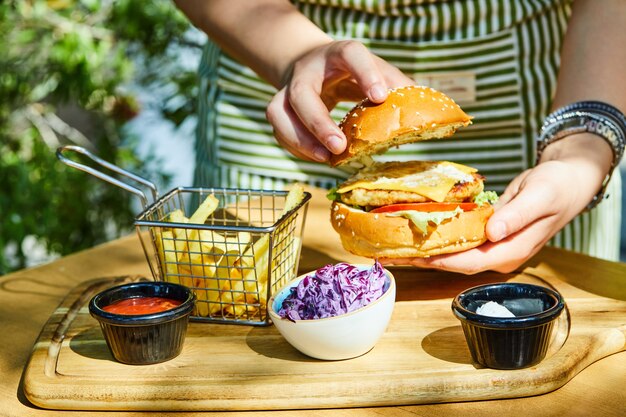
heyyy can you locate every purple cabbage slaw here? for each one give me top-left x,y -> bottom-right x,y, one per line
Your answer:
277,261 -> 388,321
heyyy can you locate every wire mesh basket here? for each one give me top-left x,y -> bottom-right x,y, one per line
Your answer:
57,146 -> 311,325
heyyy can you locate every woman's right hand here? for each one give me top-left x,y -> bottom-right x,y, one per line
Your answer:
266,40 -> 414,163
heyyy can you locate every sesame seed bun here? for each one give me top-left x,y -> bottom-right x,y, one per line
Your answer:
330,201 -> 494,258
330,85 -> 472,167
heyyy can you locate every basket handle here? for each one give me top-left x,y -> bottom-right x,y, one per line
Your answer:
56,145 -> 158,208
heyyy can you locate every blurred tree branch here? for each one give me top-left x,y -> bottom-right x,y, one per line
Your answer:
0,0 -> 199,274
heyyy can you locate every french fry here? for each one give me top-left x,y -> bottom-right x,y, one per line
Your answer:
231,185 -> 305,315
168,195 -> 221,316
152,186 -> 305,320
167,208 -> 187,223
194,230 -> 252,315
153,229 -> 166,273
201,230 -> 251,254
282,184 -> 305,214
167,209 -> 189,242
242,235 -> 270,290
189,194 -> 220,225
184,233 -> 226,316
154,230 -> 192,286
254,184 -> 305,294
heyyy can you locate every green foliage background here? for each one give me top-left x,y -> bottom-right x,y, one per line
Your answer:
0,0 -> 201,274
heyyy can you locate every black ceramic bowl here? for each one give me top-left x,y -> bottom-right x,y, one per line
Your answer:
451,282 -> 565,370
89,281 -> 195,365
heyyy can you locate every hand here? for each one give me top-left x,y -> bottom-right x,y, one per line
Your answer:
381,155 -> 607,274
266,40 -> 414,163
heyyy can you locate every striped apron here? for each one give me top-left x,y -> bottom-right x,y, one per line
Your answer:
194,0 -> 621,261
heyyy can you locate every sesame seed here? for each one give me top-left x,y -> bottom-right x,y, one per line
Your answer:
374,214 -> 379,220
392,104 -> 397,109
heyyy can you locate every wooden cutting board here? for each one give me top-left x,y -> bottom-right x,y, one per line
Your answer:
22,265 -> 626,411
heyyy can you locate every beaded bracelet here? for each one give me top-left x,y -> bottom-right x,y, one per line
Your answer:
536,101 -> 626,211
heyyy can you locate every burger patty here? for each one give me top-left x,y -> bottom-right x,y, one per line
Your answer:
339,173 -> 485,207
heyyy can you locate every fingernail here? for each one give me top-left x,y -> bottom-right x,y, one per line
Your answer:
313,147 -> 330,162
369,84 -> 387,102
490,221 -> 507,242
327,135 -> 345,154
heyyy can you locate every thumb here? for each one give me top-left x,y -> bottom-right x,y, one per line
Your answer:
486,185 -> 554,242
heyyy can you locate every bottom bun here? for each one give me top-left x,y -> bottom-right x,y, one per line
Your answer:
330,201 -> 494,258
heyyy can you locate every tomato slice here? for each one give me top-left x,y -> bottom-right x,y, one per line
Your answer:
370,202 -> 478,213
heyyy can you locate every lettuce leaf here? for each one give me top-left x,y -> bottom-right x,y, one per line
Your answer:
385,207 -> 464,234
326,187 -> 339,202
473,190 -> 499,206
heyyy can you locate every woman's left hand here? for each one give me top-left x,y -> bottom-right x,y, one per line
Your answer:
381,135 -> 612,274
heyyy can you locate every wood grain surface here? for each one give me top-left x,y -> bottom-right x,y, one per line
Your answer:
22,264 -> 626,411
3,187 -> 625,416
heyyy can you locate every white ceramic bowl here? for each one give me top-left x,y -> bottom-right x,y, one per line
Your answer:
268,265 -> 396,360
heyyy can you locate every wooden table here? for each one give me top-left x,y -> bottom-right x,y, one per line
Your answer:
2,188 -> 625,416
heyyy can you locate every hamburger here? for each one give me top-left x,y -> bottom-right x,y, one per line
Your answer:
328,85 -> 498,258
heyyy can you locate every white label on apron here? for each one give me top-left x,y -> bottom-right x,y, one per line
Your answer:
412,72 -> 476,103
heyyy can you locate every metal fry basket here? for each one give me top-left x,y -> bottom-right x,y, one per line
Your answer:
57,146 -> 311,326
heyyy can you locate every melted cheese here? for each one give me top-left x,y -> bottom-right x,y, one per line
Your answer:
336,161 -> 477,203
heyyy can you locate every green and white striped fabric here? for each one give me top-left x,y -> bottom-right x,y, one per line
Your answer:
194,0 -> 621,261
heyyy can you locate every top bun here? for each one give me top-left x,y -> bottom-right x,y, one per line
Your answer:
330,86 -> 472,167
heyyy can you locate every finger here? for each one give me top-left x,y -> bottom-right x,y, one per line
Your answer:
486,180 -> 556,243
320,78 -> 365,108
333,41 -> 389,103
429,232 -> 547,274
383,217 -> 554,275
492,169 -> 530,210
267,89 -> 332,162
286,75 -> 348,155
372,55 -> 415,89
379,258 -> 434,269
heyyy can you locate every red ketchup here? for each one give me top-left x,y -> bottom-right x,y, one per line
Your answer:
102,297 -> 182,315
